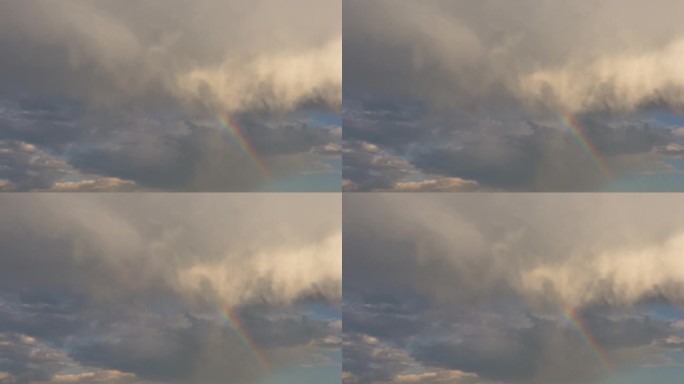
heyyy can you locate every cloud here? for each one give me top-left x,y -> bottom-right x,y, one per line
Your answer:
344,0 -> 684,115
391,371 -> 479,384
344,95 -> 676,191
343,194 -> 684,383
518,39 -> 684,114
0,140 -> 71,191
0,194 -> 341,307
344,194 -> 684,308
411,120 -> 671,191
47,178 -> 138,192
0,0 -> 340,114
0,0 -> 341,191
177,37 -> 341,113
0,194 -> 341,383
343,140 -> 478,192
382,178 -> 480,192
343,0 -> 684,191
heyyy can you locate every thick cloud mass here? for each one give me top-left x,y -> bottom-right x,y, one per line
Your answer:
0,194 -> 341,383
0,0 -> 340,113
344,0 -> 684,114
0,0 -> 341,191
343,0 -> 684,191
343,194 -> 684,384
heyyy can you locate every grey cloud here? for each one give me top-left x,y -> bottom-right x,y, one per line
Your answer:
0,333 -> 68,383
412,325 -> 542,382
342,333 -> 414,384
0,97 -> 341,192
47,178 -> 138,192
344,100 -> 675,191
0,1 -> 341,191
343,0 -> 684,191
344,194 -> 684,308
0,140 -> 71,191
343,194 -> 684,383
68,310 -> 340,384
0,0 -> 340,114
342,162 -> 482,192
71,316 -> 253,383
343,100 -> 429,150
0,195 -> 341,383
344,0 -> 684,115
410,312 -> 675,384
342,140 -> 416,191
69,122 -> 264,191
0,194 -> 341,308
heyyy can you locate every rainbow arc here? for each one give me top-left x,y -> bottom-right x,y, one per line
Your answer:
219,306 -> 271,372
560,115 -> 612,179
217,112 -> 271,178
561,306 -> 613,371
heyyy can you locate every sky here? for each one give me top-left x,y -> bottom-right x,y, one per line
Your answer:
0,0 -> 341,191
343,194 -> 684,384
0,194 -> 341,383
343,0 -> 684,191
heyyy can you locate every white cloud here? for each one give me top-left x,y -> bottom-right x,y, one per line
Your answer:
388,178 -> 480,192
0,194 -> 341,308
0,0 -> 341,114
345,194 -> 684,309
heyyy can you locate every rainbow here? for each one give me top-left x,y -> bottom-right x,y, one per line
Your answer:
560,115 -> 612,179
561,306 -> 613,371
217,113 -> 271,178
219,306 -> 270,372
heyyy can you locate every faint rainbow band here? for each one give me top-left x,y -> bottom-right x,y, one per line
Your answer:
561,306 -> 613,371
217,112 -> 272,178
219,306 -> 271,372
560,115 -> 612,178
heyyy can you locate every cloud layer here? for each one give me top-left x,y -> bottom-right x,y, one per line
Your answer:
1,0 -> 341,114
344,0 -> 684,114
343,0 -> 684,191
343,194 -> 684,384
0,194 -> 341,383
0,0 -> 341,191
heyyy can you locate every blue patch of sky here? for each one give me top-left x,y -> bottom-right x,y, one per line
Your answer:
257,350 -> 341,384
601,171 -> 684,192
295,109 -> 341,128
259,159 -> 341,192
599,366 -> 684,384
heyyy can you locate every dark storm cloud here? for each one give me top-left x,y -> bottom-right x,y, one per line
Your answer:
0,98 -> 84,147
67,119 -> 338,191
411,120 -> 671,191
68,310 -> 340,383
343,99 -> 429,149
344,95 -> 676,191
345,302 -> 681,384
0,293 -> 86,343
410,313 -> 673,383
343,300 -> 426,343
70,315 -> 253,383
